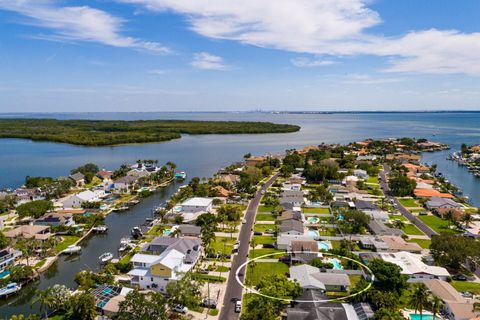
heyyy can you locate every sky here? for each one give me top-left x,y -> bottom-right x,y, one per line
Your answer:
0,0 -> 480,112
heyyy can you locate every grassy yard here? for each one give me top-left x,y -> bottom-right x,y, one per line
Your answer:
254,224 -> 275,233
253,235 -> 276,245
55,235 -> 81,253
367,176 -> 379,184
246,262 -> 289,286
256,213 -> 276,221
210,237 -> 236,254
407,238 -> 431,249
398,198 -> 419,207
403,224 -> 425,236
418,215 -> 460,234
249,248 -> 284,259
146,225 -> 164,235
319,228 -> 338,236
389,214 -> 408,221
451,281 -> 480,295
258,205 -> 274,212
302,207 -> 330,214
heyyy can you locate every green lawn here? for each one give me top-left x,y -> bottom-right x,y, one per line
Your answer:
418,215 -> 460,234
403,224 -> 425,236
254,224 -> 275,233
451,281 -> 480,295
210,237 -> 236,254
258,205 -> 274,212
367,176 -> 379,184
389,214 -> 408,221
253,235 -> 276,245
407,238 -> 431,249
249,248 -> 284,259
246,262 -> 289,286
146,225 -> 164,235
256,213 -> 275,221
302,207 -> 330,214
319,228 -> 338,236
398,198 -> 419,207
55,235 -> 81,253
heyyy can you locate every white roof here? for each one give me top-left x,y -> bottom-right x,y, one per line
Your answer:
158,249 -> 185,270
289,265 -> 326,290
367,210 -> 389,220
379,251 -> 450,277
181,197 -> 213,207
76,190 -> 96,201
416,182 -> 433,189
127,268 -> 149,277
130,253 -> 161,264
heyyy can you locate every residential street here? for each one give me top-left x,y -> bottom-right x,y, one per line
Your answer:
219,173 -> 279,320
380,165 -> 437,238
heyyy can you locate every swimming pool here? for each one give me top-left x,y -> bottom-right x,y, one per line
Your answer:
317,241 -> 332,251
409,314 -> 438,320
329,258 -> 343,270
163,229 -> 172,236
337,214 -> 344,221
307,229 -> 320,237
307,217 -> 320,224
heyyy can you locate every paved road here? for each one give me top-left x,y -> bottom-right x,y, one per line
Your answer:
219,173 -> 279,320
380,165 -> 437,238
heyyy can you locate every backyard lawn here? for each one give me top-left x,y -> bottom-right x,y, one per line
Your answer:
246,262 -> 289,286
398,198 -> 419,207
249,248 -> 285,259
451,281 -> 480,295
389,214 -> 408,221
254,224 -> 276,233
210,237 -> 236,254
403,224 -> 425,236
253,235 -> 276,245
258,205 -> 274,212
55,235 -> 81,253
367,176 -> 379,184
302,207 -> 330,214
407,238 -> 431,249
256,213 -> 275,221
418,215 -> 460,234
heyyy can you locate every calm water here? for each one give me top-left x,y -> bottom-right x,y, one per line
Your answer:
0,112 -> 479,317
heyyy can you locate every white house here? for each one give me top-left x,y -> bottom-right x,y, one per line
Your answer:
353,169 -> 368,179
379,251 -> 450,282
180,197 -> 213,213
61,190 -> 103,208
113,175 -> 137,191
0,248 -> 22,272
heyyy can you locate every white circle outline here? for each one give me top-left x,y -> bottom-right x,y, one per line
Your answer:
235,251 -> 375,303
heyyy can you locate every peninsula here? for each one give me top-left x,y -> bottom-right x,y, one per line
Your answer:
0,119 -> 300,146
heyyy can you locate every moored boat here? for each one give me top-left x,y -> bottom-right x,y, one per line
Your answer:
62,245 -> 82,255
0,283 -> 21,298
92,225 -> 108,233
99,252 -> 113,263
175,171 -> 187,180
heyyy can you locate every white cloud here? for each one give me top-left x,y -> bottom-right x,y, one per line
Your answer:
291,57 -> 335,68
191,52 -> 227,70
148,69 -> 168,75
0,0 -> 171,53
342,73 -> 403,84
118,0 -> 480,75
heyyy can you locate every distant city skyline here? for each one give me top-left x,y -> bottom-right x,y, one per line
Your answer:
1,0 -> 480,112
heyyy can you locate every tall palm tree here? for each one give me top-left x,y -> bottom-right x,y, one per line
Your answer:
461,213 -> 473,228
410,283 -> 430,319
31,288 -> 54,318
169,228 -> 182,238
429,294 -> 444,320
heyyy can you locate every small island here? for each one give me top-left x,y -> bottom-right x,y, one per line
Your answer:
0,119 -> 301,146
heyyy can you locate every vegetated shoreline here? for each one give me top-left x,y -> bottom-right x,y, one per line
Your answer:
0,118 -> 301,146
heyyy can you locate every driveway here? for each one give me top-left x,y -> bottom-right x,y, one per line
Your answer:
219,173 -> 279,320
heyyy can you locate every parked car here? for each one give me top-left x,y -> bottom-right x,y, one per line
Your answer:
242,219 -> 247,224
461,291 -> 474,298
172,305 -> 188,314
198,268 -> 209,274
452,274 -> 468,281
265,229 -> 275,234
262,243 -> 275,248
234,300 -> 242,313
202,298 -> 217,308
253,232 -> 263,236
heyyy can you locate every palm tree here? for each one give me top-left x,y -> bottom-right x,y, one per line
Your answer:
166,161 -> 176,171
169,228 -> 182,238
392,219 -> 405,231
31,288 -> 54,318
410,283 -> 430,319
461,213 -> 473,228
429,294 -> 444,320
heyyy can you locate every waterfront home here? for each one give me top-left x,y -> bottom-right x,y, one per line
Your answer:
96,170 -> 113,181
69,172 -> 85,187
0,248 -> 22,272
414,189 -> 454,199
61,190 -> 104,208
367,220 -> 403,236
289,264 -> 350,292
415,181 -> 434,190
128,237 -> 201,292
287,290 -> 358,320
426,196 -> 463,210
280,190 -> 305,207
34,212 -> 74,227
291,240 -> 319,263
14,188 -> 45,205
402,163 -> 430,175
180,197 -> 213,214
422,279 -> 480,320
278,219 -> 304,236
4,225 -> 52,242
127,169 -> 151,179
378,251 -> 450,282
212,185 -> 231,198
113,175 -> 137,192
92,285 -> 133,317
217,174 -> 240,185
245,156 -> 266,167
178,224 -> 202,237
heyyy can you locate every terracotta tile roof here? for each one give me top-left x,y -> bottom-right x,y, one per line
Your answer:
414,189 -> 454,198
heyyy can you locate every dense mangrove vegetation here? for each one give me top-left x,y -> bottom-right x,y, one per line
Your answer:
0,119 -> 300,146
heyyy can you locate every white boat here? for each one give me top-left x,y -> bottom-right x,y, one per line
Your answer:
0,283 -> 21,297
62,245 -> 82,255
93,225 -> 108,233
99,252 -> 113,263
114,206 -> 129,212
175,171 -> 187,180
118,243 -> 131,252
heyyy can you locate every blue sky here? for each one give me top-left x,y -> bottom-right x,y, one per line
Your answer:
0,0 -> 480,112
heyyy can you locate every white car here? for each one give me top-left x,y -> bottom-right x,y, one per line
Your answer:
235,300 -> 242,313
172,304 -> 188,314
242,219 -> 247,224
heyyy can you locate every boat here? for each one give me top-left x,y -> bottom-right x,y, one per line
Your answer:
92,225 -> 108,233
118,243 -> 131,252
99,252 -> 113,264
114,206 -> 129,212
131,226 -> 143,239
62,245 -> 82,255
0,283 -> 21,297
175,171 -> 187,180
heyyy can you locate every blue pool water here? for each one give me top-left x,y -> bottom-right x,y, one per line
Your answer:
330,258 -> 343,270
307,229 -> 319,237
337,215 -> 344,221
307,217 -> 320,223
163,229 -> 172,236
409,314 -> 437,320
317,241 -> 332,251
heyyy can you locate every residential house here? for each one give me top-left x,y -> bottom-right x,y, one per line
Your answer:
277,235 -> 317,250
379,236 -> 422,253
354,200 -> 379,211
277,210 -> 302,222
282,183 -> 302,191
414,189 -> 454,199
128,237 -> 201,292
367,220 -> 403,236
358,236 -> 389,252
127,169 -> 151,179
0,248 -> 22,272
291,240 -> 319,263
290,264 -> 350,292
14,188 -> 44,205
96,170 -> 113,181
353,169 -> 368,179
278,219 -> 304,236
69,172 -> 85,187
423,279 -> 479,320
280,190 -> 304,207
426,197 -> 463,210
212,186 -> 231,198
180,197 -> 213,213
92,285 -> 133,317
379,251 -> 450,282
4,225 -> 52,242
61,190 -> 102,208
245,156 -> 266,167
356,155 -> 377,161
365,210 -> 389,223
178,224 -> 202,237
35,212 -> 74,227
217,174 -> 240,185
113,175 -> 137,191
